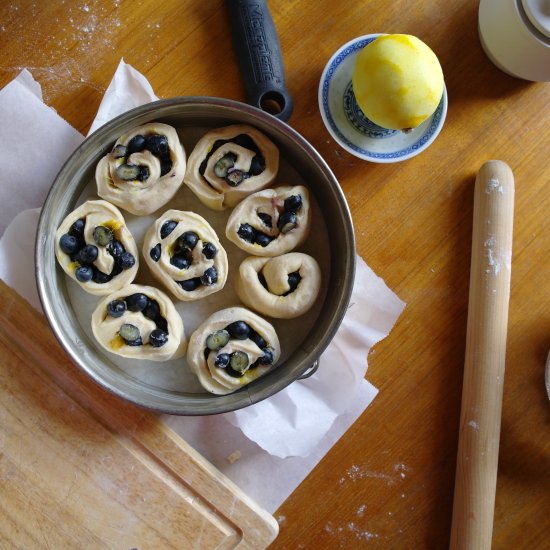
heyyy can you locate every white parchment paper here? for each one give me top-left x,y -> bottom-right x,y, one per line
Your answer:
0,62 -> 405,512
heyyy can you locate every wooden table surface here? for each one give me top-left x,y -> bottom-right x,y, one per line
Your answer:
1,1 -> 549,548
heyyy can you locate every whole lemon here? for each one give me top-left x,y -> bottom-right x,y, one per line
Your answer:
352,34 -> 444,131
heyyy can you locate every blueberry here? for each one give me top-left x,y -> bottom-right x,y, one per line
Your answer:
226,366 -> 244,378
226,169 -> 244,186
257,212 -> 272,228
92,268 -> 112,284
70,219 -> 85,236
77,244 -> 98,264
214,353 -> 231,369
110,263 -> 123,277
144,299 -> 161,322
231,134 -> 256,150
255,233 -> 272,247
287,271 -> 301,292
127,134 -> 146,154
118,252 -> 135,270
249,155 -> 265,176
201,267 -> 218,286
59,233 -> 79,255
126,337 -> 143,347
206,329 -> 230,351
150,243 -> 161,262
126,293 -> 148,312
156,317 -> 168,333
277,211 -> 297,234
119,323 -> 141,345
230,351 -> 249,373
149,329 -> 168,348
202,242 -> 217,259
106,299 -> 126,318
75,265 -> 93,282
178,278 -> 201,292
176,231 -> 199,251
145,134 -> 169,156
170,253 -> 191,270
160,156 -> 172,176
226,320 -> 250,340
214,154 -> 235,178
107,239 -> 124,258
160,220 -> 177,239
237,223 -> 256,243
112,144 -> 127,158
249,331 -> 266,350
259,347 -> 274,365
284,194 -> 303,212
137,166 -> 149,181
92,225 -> 113,247
116,163 -> 140,181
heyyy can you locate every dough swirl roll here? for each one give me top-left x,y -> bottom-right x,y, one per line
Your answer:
235,253 -> 321,319
143,210 -> 228,302
187,307 -> 281,395
55,199 -> 139,295
96,122 -> 186,215
225,185 -> 311,256
91,284 -> 186,361
184,124 -> 279,210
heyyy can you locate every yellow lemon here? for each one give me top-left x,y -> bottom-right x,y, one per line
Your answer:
352,34 -> 444,131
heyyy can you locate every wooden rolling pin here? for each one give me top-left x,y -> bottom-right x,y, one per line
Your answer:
450,160 -> 515,549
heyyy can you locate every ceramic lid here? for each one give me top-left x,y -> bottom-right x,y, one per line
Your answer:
522,0 -> 550,39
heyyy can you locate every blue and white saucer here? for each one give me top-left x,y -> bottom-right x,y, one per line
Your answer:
318,34 -> 447,163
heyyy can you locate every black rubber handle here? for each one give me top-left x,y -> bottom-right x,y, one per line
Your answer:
226,0 -> 293,122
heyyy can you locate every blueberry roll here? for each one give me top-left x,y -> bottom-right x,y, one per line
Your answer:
55,200 -> 139,295
96,122 -> 186,215
91,284 -> 186,361
143,210 -> 228,301
187,307 -> 281,395
184,124 -> 279,210
235,253 -> 321,319
225,185 -> 311,256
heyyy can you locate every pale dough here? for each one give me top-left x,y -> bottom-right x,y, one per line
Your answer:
184,124 -> 279,210
187,307 -> 281,395
225,185 -> 311,256
96,122 -> 186,215
91,284 -> 187,361
235,253 -> 322,319
54,199 -> 139,295
142,210 -> 228,301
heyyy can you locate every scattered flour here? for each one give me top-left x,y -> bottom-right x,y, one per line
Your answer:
485,178 -> 504,194
339,462 -> 413,486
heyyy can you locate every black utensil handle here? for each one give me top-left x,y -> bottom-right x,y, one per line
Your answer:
226,0 -> 293,122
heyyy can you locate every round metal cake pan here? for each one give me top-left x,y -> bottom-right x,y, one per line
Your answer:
36,96 -> 355,415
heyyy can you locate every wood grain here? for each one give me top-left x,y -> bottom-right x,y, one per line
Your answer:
0,1 -> 549,548
0,281 -> 278,549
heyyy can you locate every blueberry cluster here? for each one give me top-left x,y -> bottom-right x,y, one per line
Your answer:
149,219 -> 219,292
204,320 -> 274,378
106,292 -> 168,348
113,132 -> 172,181
237,193 -> 303,248
59,218 -> 135,284
198,134 -> 265,187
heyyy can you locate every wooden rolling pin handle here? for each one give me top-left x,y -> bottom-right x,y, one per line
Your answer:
450,161 -> 514,550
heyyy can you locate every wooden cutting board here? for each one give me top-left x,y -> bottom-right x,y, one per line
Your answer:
0,281 -> 278,549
